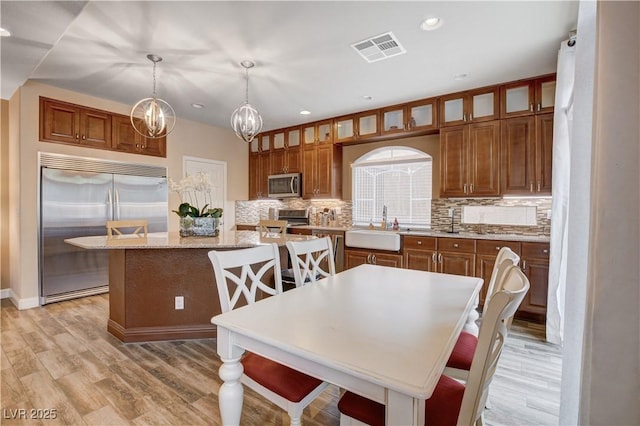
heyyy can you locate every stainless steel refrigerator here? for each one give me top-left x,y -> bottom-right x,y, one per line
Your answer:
39,153 -> 168,304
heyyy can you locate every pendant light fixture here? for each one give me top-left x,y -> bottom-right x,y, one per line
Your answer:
231,60 -> 263,143
130,54 -> 176,139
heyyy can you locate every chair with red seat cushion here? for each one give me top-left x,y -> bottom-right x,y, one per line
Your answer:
337,265 -> 529,426
444,247 -> 520,381
208,244 -> 328,425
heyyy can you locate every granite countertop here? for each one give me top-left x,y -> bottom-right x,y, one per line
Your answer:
236,223 -> 550,243
395,229 -> 550,243
65,231 -> 316,250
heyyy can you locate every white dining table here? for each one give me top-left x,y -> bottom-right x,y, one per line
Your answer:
211,264 -> 483,426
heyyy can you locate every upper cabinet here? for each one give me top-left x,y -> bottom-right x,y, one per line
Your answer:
40,97 -> 166,157
334,110 -> 380,144
439,86 -> 500,127
440,120 -> 501,197
40,97 -> 112,149
381,97 -> 438,137
112,115 -> 166,157
270,127 -> 301,174
500,114 -> 553,195
302,119 -> 333,145
500,74 -> 556,118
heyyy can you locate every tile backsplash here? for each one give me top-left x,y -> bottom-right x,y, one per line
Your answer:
235,197 -> 551,237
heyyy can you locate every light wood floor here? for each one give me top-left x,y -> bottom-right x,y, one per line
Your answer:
1,295 -> 561,425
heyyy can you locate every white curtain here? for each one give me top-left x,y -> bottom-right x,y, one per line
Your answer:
547,40 -> 576,344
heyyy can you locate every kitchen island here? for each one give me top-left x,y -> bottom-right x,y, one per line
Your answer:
66,231 -> 315,343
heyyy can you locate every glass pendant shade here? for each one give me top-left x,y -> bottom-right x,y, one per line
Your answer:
231,60 -> 263,143
130,54 -> 176,139
231,102 -> 263,143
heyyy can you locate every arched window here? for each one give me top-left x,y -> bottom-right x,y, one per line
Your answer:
352,147 -> 432,227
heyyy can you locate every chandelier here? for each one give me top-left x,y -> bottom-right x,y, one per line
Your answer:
130,54 -> 176,139
230,60 -> 263,143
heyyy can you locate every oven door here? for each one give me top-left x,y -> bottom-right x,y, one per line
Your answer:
268,173 -> 300,198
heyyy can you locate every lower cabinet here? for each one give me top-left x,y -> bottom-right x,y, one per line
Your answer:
344,248 -> 403,269
519,242 -> 550,323
475,240 -> 522,307
402,235 -> 549,324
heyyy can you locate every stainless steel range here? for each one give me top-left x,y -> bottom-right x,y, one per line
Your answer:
276,208 -> 310,226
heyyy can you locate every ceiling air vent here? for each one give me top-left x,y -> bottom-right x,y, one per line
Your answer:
351,31 -> 406,63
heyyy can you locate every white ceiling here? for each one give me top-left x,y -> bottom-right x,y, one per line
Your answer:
1,1 -> 579,132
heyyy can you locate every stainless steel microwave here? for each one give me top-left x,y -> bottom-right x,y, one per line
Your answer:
268,173 -> 301,198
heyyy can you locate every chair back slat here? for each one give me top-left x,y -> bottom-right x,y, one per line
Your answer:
286,237 -> 336,287
106,220 -> 148,238
208,244 -> 282,313
482,247 -> 520,316
458,265 -> 529,426
258,220 -> 288,237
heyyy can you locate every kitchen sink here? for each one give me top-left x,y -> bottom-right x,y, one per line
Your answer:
345,229 -> 401,251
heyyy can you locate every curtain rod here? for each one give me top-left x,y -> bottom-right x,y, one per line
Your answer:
568,29 -> 577,46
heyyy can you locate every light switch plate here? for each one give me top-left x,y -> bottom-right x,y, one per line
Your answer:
175,296 -> 184,310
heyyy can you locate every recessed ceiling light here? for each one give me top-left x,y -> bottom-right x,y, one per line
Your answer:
420,17 -> 443,31
363,95 -> 373,101
454,73 -> 468,80
191,103 -> 206,109
300,110 -> 311,115
0,27 -> 11,37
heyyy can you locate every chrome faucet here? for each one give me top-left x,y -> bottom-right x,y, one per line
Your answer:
382,205 -> 388,224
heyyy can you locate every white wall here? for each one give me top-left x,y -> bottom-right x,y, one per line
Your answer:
7,81 -> 247,307
561,1 -> 640,424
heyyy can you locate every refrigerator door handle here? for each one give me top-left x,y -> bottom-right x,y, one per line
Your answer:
115,188 -> 121,220
108,188 -> 114,219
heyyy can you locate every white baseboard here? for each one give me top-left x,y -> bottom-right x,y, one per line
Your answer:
16,296 -> 40,310
1,289 -> 40,310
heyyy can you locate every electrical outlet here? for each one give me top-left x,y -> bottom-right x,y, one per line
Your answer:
448,208 -> 455,218
175,296 -> 184,310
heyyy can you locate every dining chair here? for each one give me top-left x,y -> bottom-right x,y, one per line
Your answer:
337,264 -> 530,426
258,219 -> 288,237
444,247 -> 520,381
284,237 -> 336,287
207,244 -> 328,425
106,219 -> 148,238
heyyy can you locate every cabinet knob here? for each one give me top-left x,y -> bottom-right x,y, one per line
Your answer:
82,135 -> 86,140
543,249 -> 549,254
496,246 -> 501,251
453,243 -> 459,248
530,104 -> 534,112
75,133 -> 79,139
417,241 -> 422,245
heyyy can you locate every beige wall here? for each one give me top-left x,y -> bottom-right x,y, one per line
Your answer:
8,81 -> 246,307
1,99 -> 9,290
340,134 -> 440,200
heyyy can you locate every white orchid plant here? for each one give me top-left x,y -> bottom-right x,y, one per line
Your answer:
169,172 -> 223,218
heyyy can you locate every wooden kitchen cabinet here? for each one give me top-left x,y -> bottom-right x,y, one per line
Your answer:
519,242 -> 550,323
40,97 -> 112,149
344,248 -> 403,269
334,109 -> 380,144
440,120 -> 500,197
302,142 -> 342,199
248,152 -> 270,199
403,236 -> 475,277
500,74 -> 556,119
475,240 -> 521,306
403,236 -> 437,271
381,97 -> 438,137
112,115 -> 166,157
439,86 -> 500,127
501,113 -> 553,195
270,127 -> 301,174
302,119 -> 333,145
435,238 -> 476,276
